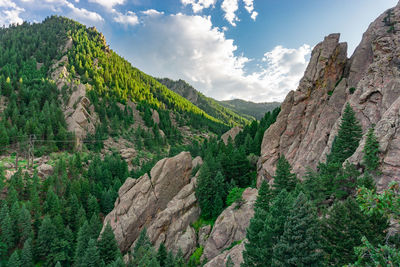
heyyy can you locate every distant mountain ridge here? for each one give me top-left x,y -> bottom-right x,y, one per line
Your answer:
219,99 -> 281,120
158,78 -> 280,123
157,78 -> 250,126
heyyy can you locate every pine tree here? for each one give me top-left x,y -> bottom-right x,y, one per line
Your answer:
18,204 -> 33,244
0,207 -> 14,251
81,239 -> 103,267
157,243 -> 167,266
98,223 -> 120,265
321,197 -> 388,266
273,155 -> 297,194
254,180 -> 273,211
272,193 -> 323,266
327,103 -> 362,165
242,190 -> 293,267
8,250 -> 21,267
74,221 -> 91,266
35,216 -> 56,261
20,238 -> 34,267
363,127 -> 380,172
131,228 -> 157,266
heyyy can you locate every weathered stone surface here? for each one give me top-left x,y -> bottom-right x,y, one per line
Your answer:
37,164 -> 54,177
120,148 -> 137,161
102,152 -> 194,253
258,2 -> 400,190
257,33 -> 348,186
198,225 -> 212,247
152,109 -> 160,124
145,177 -> 200,258
204,240 -> 245,267
203,188 -> 257,261
221,126 -> 242,145
192,156 -> 203,169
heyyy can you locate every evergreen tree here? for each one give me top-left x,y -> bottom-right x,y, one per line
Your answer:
254,180 -> 273,211
18,204 -> 33,244
157,243 -> 167,267
20,238 -> 34,267
321,197 -> 388,266
74,221 -> 91,266
272,193 -> 323,266
242,190 -> 293,267
363,127 -> 380,172
98,223 -> 120,265
81,239 -> 103,267
0,208 -> 14,251
273,155 -> 297,194
8,250 -> 21,267
131,228 -> 157,266
327,103 -> 362,165
35,216 -> 56,261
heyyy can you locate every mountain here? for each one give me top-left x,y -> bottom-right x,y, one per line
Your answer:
158,78 -> 250,126
258,3 -> 400,191
218,99 -> 281,120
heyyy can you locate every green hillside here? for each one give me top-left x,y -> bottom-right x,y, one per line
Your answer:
219,99 -> 280,120
0,16 -> 229,154
158,78 -> 249,126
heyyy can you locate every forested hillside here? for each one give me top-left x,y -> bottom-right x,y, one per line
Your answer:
218,99 -> 280,120
158,78 -> 250,126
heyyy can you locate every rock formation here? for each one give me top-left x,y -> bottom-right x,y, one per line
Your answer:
221,126 -> 242,145
258,3 -> 400,190
203,188 -> 257,261
102,152 -> 199,257
204,240 -> 245,267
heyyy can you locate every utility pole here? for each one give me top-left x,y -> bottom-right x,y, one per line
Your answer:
28,135 -> 35,169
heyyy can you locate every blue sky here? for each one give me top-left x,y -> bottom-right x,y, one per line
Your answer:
1,0 -> 398,102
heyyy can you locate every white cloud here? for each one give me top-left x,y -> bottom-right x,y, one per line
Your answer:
141,9 -> 164,16
119,13 -> 311,102
0,0 -> 24,26
221,0 -> 239,26
88,0 -> 124,9
65,1 -> 103,23
113,10 -> 139,26
250,11 -> 258,20
181,0 -> 216,13
243,0 -> 258,20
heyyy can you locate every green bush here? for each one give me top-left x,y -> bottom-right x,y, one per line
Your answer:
349,87 -> 356,94
226,187 -> 245,207
189,246 -> 203,265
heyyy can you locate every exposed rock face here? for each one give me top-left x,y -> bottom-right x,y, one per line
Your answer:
221,126 -> 242,145
37,163 -> 54,177
51,40 -> 98,142
204,240 -> 245,267
203,188 -> 257,261
145,177 -> 200,258
102,152 -> 198,256
119,148 -> 137,161
152,109 -> 160,124
258,2 -> 400,189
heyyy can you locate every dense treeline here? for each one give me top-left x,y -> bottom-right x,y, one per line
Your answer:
0,18 -> 76,153
191,107 -> 280,221
241,104 -> 399,266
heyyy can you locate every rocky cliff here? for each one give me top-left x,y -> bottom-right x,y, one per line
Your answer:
258,2 -> 400,190
102,152 -> 199,255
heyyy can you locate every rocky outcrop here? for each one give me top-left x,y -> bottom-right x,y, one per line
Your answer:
203,188 -> 257,261
145,177 -> 200,258
221,126 -> 242,145
50,40 -> 98,142
102,152 -> 199,256
204,240 -> 245,267
37,163 -> 54,177
258,2 -> 400,189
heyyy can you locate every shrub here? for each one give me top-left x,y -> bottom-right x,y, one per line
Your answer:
226,187 -> 245,207
349,87 -> 356,94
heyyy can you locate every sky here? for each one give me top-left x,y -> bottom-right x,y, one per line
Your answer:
0,0 -> 398,102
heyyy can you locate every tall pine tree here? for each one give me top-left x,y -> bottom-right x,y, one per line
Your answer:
272,193 -> 323,266
273,155 -> 297,194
